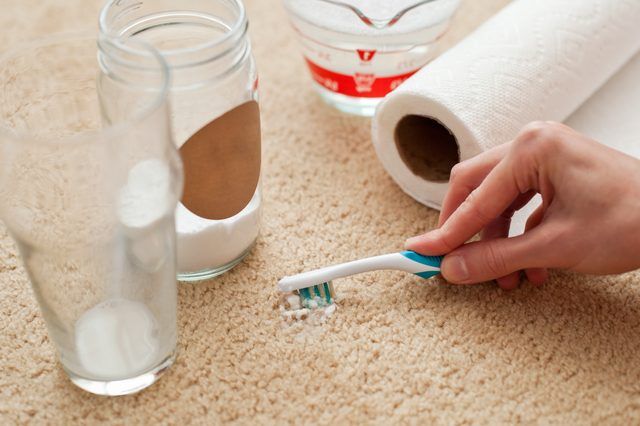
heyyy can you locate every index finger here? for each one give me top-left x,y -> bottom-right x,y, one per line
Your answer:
415,159 -> 521,254
439,143 -> 511,227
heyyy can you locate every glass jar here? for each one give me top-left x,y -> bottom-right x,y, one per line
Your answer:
100,0 -> 261,282
283,0 -> 461,116
0,33 -> 181,395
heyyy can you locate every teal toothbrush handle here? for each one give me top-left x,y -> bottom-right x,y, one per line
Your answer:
400,250 -> 443,279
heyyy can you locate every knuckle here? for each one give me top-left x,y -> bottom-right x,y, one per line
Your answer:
482,242 -> 509,277
535,221 -> 571,261
517,121 -> 555,143
518,121 -> 550,141
514,121 -> 563,157
535,132 -> 562,154
438,231 -> 458,252
462,190 -> 493,224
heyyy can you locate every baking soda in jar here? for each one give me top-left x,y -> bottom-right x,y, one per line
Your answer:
283,0 -> 461,116
101,0 -> 262,282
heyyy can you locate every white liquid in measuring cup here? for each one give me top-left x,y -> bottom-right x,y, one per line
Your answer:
75,299 -> 159,379
284,0 -> 461,115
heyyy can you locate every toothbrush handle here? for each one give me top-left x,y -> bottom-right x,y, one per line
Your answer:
278,251 -> 443,292
327,251 -> 442,277
281,253 -> 403,290
397,251 -> 443,279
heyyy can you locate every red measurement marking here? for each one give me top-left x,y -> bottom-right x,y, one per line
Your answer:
304,59 -> 419,98
356,49 -> 377,62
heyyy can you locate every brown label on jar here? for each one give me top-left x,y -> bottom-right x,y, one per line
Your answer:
179,101 -> 261,220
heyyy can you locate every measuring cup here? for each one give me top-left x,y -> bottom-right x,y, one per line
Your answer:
283,0 -> 461,116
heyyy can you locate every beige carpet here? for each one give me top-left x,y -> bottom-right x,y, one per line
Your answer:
2,0 -> 640,424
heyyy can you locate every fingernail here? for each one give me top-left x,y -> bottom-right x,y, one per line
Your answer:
442,256 -> 469,283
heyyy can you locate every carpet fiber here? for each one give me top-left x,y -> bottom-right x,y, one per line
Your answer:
2,0 -> 640,424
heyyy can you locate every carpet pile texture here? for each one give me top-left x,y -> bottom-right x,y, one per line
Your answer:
2,0 -> 640,423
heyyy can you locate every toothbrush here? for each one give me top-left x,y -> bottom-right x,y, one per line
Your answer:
278,251 -> 443,309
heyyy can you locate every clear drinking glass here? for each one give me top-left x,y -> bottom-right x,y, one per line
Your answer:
100,0 -> 262,282
0,33 -> 183,395
283,0 -> 461,116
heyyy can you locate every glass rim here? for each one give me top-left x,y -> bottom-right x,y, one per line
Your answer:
98,0 -> 248,66
283,0 -> 458,37
285,0 -> 441,21
0,31 -> 171,147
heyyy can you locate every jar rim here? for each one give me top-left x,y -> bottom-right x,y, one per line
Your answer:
98,0 -> 248,68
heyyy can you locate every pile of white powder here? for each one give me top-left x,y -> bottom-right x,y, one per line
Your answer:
279,291 -> 337,323
175,190 -> 260,273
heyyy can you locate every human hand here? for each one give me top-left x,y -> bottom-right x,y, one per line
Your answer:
405,121 -> 640,289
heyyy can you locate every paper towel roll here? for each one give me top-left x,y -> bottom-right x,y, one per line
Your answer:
372,0 -> 640,211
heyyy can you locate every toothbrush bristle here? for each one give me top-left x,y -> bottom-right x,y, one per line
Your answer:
297,281 -> 335,309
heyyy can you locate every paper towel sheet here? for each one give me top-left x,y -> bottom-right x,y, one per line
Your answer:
371,0 -> 640,234
566,54 -> 640,160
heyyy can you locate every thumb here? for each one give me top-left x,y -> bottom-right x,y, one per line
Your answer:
441,225 -> 555,284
